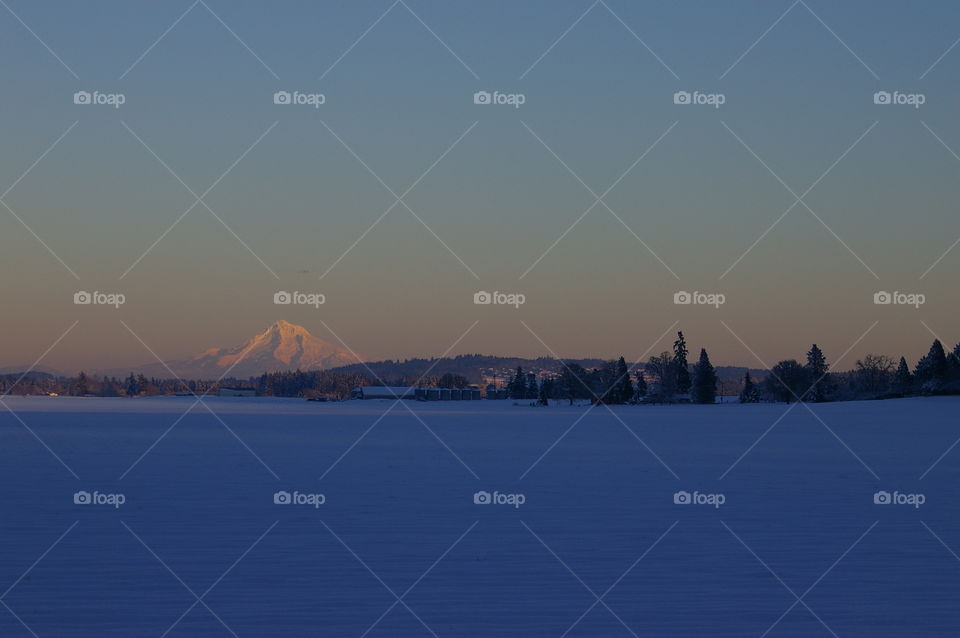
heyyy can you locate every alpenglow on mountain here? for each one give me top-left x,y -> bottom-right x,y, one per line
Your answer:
131,320 -> 365,379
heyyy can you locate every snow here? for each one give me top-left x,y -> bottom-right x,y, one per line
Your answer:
0,396 -> 958,636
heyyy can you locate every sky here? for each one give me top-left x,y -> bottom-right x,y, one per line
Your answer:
0,0 -> 959,372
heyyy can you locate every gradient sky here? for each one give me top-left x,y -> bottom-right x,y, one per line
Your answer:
1,0 -> 959,372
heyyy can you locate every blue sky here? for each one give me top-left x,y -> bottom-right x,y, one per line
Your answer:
1,0 -> 959,370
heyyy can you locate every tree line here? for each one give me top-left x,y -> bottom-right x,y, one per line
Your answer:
2,334 -> 958,404
504,333 -> 960,406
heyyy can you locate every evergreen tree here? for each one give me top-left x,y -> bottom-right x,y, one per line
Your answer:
891,357 -> 913,396
634,370 -> 647,402
740,371 -> 759,403
691,349 -> 717,404
538,378 -> 553,406
673,332 -> 691,394
915,340 -> 949,393
805,344 -> 829,402
75,371 -> 89,396
615,357 -> 633,404
125,372 -> 140,397
508,367 -> 526,399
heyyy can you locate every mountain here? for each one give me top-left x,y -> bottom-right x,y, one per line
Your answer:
124,320 -> 365,379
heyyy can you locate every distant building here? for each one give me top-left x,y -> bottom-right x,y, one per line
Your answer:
219,387 -> 256,397
351,386 -> 416,400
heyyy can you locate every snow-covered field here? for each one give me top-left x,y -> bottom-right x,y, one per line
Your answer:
1,396 -> 958,637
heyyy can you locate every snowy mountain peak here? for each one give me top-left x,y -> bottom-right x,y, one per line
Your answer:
135,321 -> 366,379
